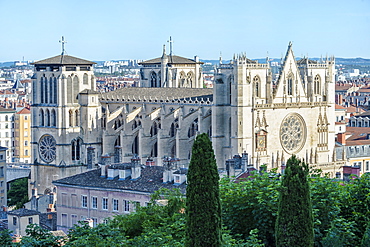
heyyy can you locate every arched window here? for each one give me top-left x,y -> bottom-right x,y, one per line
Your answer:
228,75 -> 233,104
287,74 -> 294,95
253,76 -> 261,97
45,77 -> 49,103
179,71 -> 186,87
73,76 -> 79,103
40,77 -> 45,103
69,110 -> 73,127
5,115 -> 8,121
158,71 -> 161,87
171,144 -> 176,158
188,118 -> 198,138
115,136 -> 121,146
187,71 -> 194,88
46,109 -> 50,126
150,121 -> 158,137
132,135 -> 139,155
71,138 -> 82,161
67,76 -> 73,103
75,110 -> 79,126
53,77 -> 57,104
40,109 -> 44,126
51,109 -> 56,127
170,119 -> 179,137
83,73 -> 88,85
150,71 -> 157,87
150,142 -> 158,157
132,120 -> 138,130
314,75 -> 321,94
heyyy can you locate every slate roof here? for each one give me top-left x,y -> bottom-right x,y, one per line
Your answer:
101,87 -> 213,102
31,55 -> 96,65
0,106 -> 16,113
8,208 -> 39,217
53,166 -> 186,194
80,89 -> 100,95
139,55 -> 203,65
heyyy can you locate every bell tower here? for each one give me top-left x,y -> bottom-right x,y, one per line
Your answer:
30,38 -> 101,195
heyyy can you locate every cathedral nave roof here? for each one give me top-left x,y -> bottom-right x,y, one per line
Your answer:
139,55 -> 202,65
32,54 -> 96,65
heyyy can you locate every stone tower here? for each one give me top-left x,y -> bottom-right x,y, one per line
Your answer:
213,43 -> 335,170
30,54 -> 102,195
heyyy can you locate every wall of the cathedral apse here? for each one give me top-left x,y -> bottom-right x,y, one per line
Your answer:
99,89 -> 212,167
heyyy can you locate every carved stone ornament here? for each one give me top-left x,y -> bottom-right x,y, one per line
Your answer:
280,113 -> 306,154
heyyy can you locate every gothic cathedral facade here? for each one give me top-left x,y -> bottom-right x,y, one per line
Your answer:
30,43 -> 336,195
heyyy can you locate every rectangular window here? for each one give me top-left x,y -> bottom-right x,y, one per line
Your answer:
25,122 -> 28,128
91,196 -> 97,209
71,194 -> 77,208
13,217 -> 17,226
71,214 -> 78,226
113,199 -> 119,211
123,200 -> 130,212
366,161 -> 369,171
25,141 -> 28,146
25,131 -> 28,137
134,201 -> 140,211
61,193 -> 67,206
81,195 -> 87,208
5,132 -> 8,137
0,167 -> 3,177
102,198 -> 108,210
28,217 -> 33,224
62,214 -> 67,226
25,150 -> 29,156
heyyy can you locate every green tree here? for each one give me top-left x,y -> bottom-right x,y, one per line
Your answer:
7,177 -> 29,209
19,224 -> 65,246
185,133 -> 221,247
275,155 -> 314,247
220,170 -> 280,246
0,229 -> 14,246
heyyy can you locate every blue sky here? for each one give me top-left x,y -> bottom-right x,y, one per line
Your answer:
0,0 -> 369,62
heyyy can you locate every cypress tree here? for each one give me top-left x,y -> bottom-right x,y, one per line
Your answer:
275,155 -> 314,247
185,133 -> 221,247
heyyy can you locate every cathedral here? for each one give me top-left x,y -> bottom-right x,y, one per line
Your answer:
30,43 -> 336,195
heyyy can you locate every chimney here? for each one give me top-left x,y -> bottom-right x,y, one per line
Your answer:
130,154 -> 141,180
100,154 -> 111,177
337,133 -> 346,145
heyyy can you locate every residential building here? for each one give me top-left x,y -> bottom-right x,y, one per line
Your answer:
0,107 -> 15,163
0,147 -> 7,207
53,158 -> 186,233
14,107 -> 31,163
7,208 -> 40,236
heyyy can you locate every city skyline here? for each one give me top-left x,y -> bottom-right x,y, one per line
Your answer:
1,0 -> 369,62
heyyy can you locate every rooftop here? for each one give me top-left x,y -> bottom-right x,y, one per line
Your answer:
53,166 -> 186,194
32,55 -> 96,66
101,87 -> 213,102
8,208 -> 39,217
139,55 -> 203,65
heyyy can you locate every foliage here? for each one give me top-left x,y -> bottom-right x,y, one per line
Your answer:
186,133 -> 222,247
7,177 -> 29,209
18,224 -> 65,246
0,229 -> 14,246
275,155 -> 314,247
65,222 -> 126,247
361,221 -> 370,247
220,170 -> 280,246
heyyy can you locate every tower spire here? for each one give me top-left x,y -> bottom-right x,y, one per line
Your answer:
59,36 -> 67,55
167,36 -> 174,56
